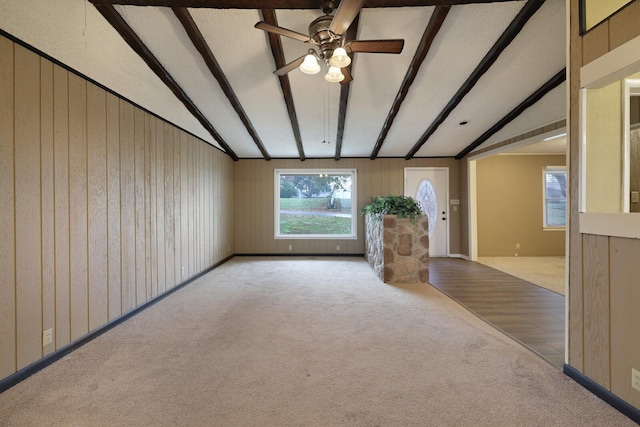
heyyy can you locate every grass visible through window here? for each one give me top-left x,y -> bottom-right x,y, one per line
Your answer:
279,197 -> 351,235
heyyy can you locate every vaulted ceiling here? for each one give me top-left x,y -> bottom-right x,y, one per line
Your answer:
87,0 -> 566,161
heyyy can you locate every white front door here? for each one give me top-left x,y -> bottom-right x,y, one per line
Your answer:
404,167 -> 449,257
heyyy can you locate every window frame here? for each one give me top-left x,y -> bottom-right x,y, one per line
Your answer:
274,168 -> 357,240
579,34 -> 640,239
542,166 -> 567,231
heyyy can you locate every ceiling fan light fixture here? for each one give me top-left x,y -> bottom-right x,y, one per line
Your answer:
329,47 -> 351,68
324,66 -> 344,83
300,54 -> 321,74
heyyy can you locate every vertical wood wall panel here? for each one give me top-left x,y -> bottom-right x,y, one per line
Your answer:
134,109 -> 146,306
1,35 -> 235,382
186,136 -> 193,276
174,128 -> 182,286
106,95 -> 121,320
119,101 -> 136,313
53,65 -> 70,348
0,36 -> 16,377
180,132 -> 188,279
573,0 -> 640,409
14,46 -> 42,369
154,119 -> 165,295
68,73 -> 88,342
582,234 -> 610,388
40,58 -> 55,356
149,116 -> 157,299
163,123 -> 174,291
87,84 -> 108,331
609,237 -> 640,408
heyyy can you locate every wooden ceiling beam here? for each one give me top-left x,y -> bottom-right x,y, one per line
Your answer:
89,0 -> 520,9
404,0 -> 544,159
369,5 -> 450,159
455,69 -> 566,159
334,14 -> 359,160
261,9 -> 306,160
92,3 -> 239,160
173,7 -> 271,160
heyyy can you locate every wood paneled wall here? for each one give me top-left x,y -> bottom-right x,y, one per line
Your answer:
0,37 -> 234,380
233,158 -> 461,255
569,0 -> 640,409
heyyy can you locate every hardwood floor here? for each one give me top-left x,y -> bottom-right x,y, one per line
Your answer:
428,257 -> 565,369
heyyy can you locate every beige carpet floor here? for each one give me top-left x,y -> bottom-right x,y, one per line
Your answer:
477,256 -> 566,295
0,257 -> 633,426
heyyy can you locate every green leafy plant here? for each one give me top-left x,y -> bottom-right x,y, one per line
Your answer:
361,195 -> 423,222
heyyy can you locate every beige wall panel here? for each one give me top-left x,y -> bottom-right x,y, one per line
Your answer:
476,155 -> 566,256
609,237 -> 640,408
180,132 -> 189,279
149,116 -> 158,298
211,149 -> 218,260
106,94 -> 121,320
0,36 -> 16,377
68,73 -> 88,342
119,100 -> 136,313
581,234 -> 610,388
134,109 -> 146,306
14,46 -> 42,369
40,58 -> 55,356
87,84 -> 108,331
569,0 -> 584,371
234,158 -> 459,255
173,127 -> 182,286
163,123 -> 174,290
203,144 -> 209,267
609,0 -> 640,51
143,115 -> 151,300
0,38 -> 236,381
154,118 -> 166,294
582,21 -> 609,65
187,136 -> 194,276
53,65 -> 70,348
195,140 -> 202,270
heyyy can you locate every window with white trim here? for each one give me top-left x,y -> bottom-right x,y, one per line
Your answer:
274,169 -> 357,239
543,167 -> 566,229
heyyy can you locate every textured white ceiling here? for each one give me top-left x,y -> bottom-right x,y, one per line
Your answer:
415,0 -> 566,157
340,6 -> 434,157
0,0 -> 567,160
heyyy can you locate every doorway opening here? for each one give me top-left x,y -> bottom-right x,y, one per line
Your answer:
468,131 -> 567,296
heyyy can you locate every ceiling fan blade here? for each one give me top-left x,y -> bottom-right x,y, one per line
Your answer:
255,21 -> 311,43
328,0 -> 366,35
340,67 -> 353,85
274,55 -> 306,76
345,39 -> 405,54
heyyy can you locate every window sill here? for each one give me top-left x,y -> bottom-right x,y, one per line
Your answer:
543,227 -> 566,232
579,212 -> 640,239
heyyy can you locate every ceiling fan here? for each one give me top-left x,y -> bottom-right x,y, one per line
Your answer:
255,0 -> 405,84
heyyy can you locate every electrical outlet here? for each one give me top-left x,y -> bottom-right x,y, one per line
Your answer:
336,245 -> 340,251
515,243 -> 520,249
632,368 -> 640,392
288,245 -> 293,251
181,266 -> 185,276
42,329 -> 53,347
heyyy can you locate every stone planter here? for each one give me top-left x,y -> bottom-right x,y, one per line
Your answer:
365,214 -> 429,284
